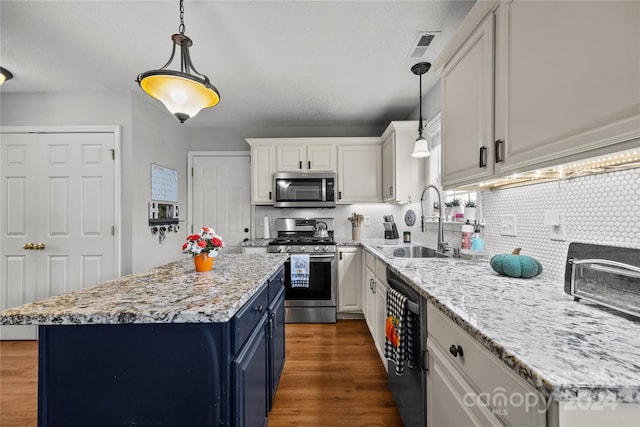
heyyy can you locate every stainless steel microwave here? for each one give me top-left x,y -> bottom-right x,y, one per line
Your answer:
273,172 -> 336,208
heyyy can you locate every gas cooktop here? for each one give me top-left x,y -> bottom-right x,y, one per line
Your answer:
270,236 -> 335,245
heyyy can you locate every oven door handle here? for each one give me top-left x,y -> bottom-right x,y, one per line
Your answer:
306,254 -> 336,260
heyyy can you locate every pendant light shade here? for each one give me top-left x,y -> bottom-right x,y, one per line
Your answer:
0,67 -> 13,85
411,62 -> 431,158
136,2 -> 220,123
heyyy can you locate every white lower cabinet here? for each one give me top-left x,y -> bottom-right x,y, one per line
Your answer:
337,247 -> 362,314
426,302 -> 547,427
362,250 -> 388,367
427,341 -> 503,427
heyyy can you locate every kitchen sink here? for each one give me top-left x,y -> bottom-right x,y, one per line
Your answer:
375,245 -> 448,259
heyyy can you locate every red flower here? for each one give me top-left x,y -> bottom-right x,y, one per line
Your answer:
187,234 -> 200,242
202,227 -> 211,233
197,240 -> 207,248
182,242 -> 189,250
212,237 -> 223,248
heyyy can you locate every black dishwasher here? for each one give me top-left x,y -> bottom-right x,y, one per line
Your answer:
386,267 -> 426,427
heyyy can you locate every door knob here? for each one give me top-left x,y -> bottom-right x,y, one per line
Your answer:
23,243 -> 35,250
35,243 -> 46,250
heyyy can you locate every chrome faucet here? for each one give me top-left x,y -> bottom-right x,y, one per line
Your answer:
420,184 -> 447,253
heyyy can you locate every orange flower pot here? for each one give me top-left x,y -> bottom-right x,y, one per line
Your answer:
193,253 -> 214,272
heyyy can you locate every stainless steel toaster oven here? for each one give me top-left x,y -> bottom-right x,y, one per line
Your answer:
564,242 -> 640,318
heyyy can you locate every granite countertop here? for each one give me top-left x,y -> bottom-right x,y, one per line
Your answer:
359,240 -> 640,404
0,254 -> 288,325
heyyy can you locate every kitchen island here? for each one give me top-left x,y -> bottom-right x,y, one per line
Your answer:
0,253 -> 288,427
361,240 -> 640,426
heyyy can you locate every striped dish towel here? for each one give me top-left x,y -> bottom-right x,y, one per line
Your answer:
384,287 -> 415,375
290,254 -> 310,288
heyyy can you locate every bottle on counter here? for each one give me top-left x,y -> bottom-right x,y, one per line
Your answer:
470,223 -> 485,252
461,221 -> 473,250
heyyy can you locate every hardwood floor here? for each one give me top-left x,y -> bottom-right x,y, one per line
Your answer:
0,320 -> 402,427
268,320 -> 402,426
0,340 -> 38,427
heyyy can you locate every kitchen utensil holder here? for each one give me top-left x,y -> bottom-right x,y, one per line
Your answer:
352,226 -> 361,241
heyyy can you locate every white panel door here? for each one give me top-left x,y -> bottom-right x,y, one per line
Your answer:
192,155 -> 251,254
1,131 -> 118,339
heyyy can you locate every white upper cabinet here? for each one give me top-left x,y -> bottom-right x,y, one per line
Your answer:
337,140 -> 382,204
495,0 -> 640,174
249,137 -> 380,205
248,143 -> 276,204
275,142 -> 336,172
440,15 -> 495,188
381,121 -> 427,203
436,0 -> 640,188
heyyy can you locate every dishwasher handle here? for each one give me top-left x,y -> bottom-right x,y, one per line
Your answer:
387,277 -> 420,315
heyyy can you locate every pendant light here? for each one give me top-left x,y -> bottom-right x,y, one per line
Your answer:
0,67 -> 13,85
411,62 -> 431,158
136,0 -> 220,123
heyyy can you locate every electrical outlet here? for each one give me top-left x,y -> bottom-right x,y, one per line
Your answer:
500,214 -> 517,236
364,216 -> 371,226
549,213 -> 567,241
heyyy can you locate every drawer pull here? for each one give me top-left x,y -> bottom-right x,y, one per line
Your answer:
254,305 -> 264,314
449,344 -> 464,358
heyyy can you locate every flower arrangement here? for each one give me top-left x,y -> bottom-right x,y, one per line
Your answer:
182,227 -> 224,258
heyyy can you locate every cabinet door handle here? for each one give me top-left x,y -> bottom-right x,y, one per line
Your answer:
255,305 -> 264,314
269,191 -> 272,200
308,161 -> 311,169
372,281 -> 376,293
494,139 -> 504,163
339,251 -> 343,260
479,146 -> 487,168
449,344 -> 464,358
389,186 -> 393,196
369,278 -> 373,291
299,161 -> 302,169
338,191 -> 342,200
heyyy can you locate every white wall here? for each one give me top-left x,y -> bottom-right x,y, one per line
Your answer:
130,95 -> 190,273
0,91 -> 190,275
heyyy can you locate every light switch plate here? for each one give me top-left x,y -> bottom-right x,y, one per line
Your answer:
549,213 -> 566,241
500,214 -> 517,236
364,216 -> 371,226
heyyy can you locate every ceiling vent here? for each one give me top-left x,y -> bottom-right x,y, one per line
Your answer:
408,32 -> 439,58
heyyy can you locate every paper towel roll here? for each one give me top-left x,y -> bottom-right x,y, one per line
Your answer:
263,216 -> 270,239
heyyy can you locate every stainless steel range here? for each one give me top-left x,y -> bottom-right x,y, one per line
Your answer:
268,218 -> 337,323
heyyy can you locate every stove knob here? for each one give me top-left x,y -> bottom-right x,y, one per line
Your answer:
314,246 -> 320,252
300,246 -> 305,252
285,246 -> 291,252
322,246 -> 329,252
277,246 -> 285,253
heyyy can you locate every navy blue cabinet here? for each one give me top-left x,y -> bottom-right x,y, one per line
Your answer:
36,265 -> 285,427
268,287 -> 285,410
232,313 -> 269,427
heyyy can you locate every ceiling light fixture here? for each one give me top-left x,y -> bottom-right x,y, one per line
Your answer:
136,0 -> 220,123
0,67 -> 14,85
411,62 -> 431,158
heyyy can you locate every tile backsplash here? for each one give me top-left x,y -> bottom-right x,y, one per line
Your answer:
482,168 -> 640,281
255,168 -> 639,283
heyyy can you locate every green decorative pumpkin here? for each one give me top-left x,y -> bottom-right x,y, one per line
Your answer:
490,248 -> 543,278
